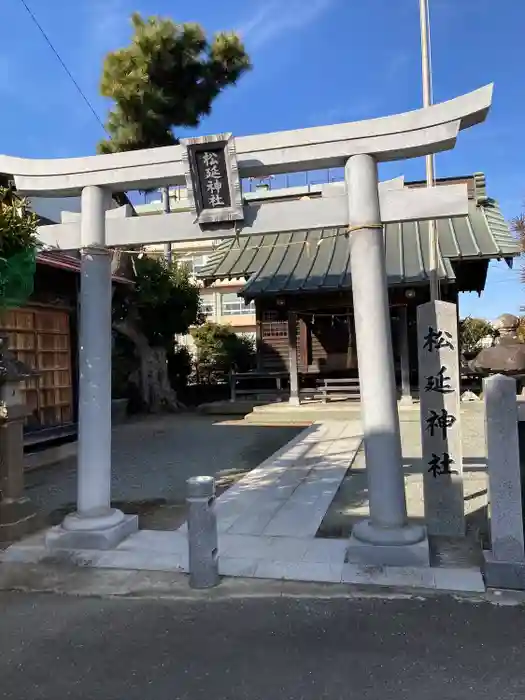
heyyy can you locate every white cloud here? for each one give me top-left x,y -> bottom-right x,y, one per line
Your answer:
238,0 -> 337,51
84,0 -> 131,59
72,0 -> 132,130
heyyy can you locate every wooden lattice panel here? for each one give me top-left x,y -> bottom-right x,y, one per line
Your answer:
0,307 -> 73,429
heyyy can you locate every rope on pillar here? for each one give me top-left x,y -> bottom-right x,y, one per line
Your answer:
347,223 -> 384,233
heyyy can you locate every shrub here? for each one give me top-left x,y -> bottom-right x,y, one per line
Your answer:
167,344 -> 193,391
191,322 -> 255,383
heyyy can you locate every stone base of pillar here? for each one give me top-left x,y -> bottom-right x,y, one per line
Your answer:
45,511 -> 138,551
347,531 -> 430,567
0,497 -> 37,543
352,518 -> 426,545
483,551 -> 525,590
347,520 -> 430,567
399,395 -> 414,406
288,396 -> 301,407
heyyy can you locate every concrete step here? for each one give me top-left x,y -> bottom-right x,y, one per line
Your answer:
24,441 -> 77,471
244,400 -> 485,425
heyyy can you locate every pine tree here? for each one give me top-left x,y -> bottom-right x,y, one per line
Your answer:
99,13 -> 251,411
98,13 -> 251,153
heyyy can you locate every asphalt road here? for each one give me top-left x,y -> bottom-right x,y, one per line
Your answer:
1,592 -> 524,699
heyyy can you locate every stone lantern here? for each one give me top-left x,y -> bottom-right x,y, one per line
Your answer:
469,314 -> 525,389
0,333 -> 37,542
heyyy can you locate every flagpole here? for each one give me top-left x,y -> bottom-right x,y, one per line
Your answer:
419,0 -> 440,301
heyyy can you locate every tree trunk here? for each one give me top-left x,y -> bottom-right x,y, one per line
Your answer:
113,320 -> 183,413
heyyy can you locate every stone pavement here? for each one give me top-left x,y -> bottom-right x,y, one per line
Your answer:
3,422 -> 365,580
211,421 -> 361,538
2,591 -> 525,700
3,417 -> 486,593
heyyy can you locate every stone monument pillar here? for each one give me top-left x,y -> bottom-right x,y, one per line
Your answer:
417,300 -> 464,536
483,374 -> 525,589
0,335 -> 37,542
345,154 -> 428,566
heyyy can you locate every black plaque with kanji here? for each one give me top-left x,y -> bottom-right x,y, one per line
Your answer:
181,133 -> 244,224
193,145 -> 232,211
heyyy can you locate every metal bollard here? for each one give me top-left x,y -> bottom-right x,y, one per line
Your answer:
186,476 -> 219,589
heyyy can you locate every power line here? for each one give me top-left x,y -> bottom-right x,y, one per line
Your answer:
17,0 -> 108,135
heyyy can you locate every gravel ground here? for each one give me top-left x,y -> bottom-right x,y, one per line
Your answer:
319,409 -> 488,566
320,409 -> 487,534
23,415 -> 301,528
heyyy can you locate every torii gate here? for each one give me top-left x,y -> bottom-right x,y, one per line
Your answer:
0,84 -> 493,561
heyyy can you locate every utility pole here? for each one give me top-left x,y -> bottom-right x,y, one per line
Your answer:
419,0 -> 440,301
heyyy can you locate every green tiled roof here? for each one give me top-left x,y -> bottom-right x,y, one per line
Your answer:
199,179 -> 520,300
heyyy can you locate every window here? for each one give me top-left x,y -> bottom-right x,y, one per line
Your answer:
261,309 -> 287,337
180,254 -> 208,276
262,322 -> 287,338
201,295 -> 215,318
221,292 -> 255,316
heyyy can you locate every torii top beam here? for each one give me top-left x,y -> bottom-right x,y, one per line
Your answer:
1,85 -> 493,197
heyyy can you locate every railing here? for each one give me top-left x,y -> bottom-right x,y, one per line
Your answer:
243,170 -> 345,193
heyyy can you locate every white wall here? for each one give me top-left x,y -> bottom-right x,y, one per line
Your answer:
30,194 -> 122,223
29,196 -> 81,222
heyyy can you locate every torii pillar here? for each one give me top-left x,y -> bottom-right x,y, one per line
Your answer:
345,155 -> 426,564
47,187 -> 138,549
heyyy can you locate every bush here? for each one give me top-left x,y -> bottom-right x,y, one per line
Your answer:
167,345 -> 193,391
232,334 -> 256,372
191,322 -> 255,384
0,187 -> 39,308
0,187 -> 38,259
459,317 -> 495,358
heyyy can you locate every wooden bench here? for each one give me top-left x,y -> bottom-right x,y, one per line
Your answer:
316,377 -> 360,403
229,370 -> 289,402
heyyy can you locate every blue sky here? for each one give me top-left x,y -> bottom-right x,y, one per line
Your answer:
0,0 -> 523,319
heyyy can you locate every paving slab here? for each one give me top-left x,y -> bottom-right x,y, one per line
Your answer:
203,421 -> 363,539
